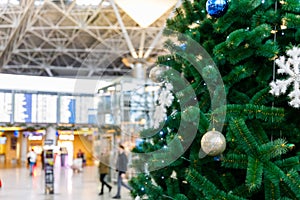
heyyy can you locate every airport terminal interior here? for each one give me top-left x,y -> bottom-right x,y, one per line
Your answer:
0,0 -> 179,199
0,0 -> 300,200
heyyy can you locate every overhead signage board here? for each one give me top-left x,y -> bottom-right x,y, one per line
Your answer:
0,91 -> 97,125
36,93 -> 57,123
14,93 -> 37,123
75,95 -> 97,124
0,91 -> 13,123
59,95 -> 76,124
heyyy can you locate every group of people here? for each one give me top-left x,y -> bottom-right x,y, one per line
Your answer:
98,144 -> 132,199
27,144 -> 131,198
27,147 -> 84,171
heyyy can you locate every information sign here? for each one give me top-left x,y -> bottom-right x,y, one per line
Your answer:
0,91 -> 13,123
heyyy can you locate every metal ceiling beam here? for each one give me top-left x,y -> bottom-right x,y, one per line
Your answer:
41,1 -> 118,68
110,0 -> 138,59
0,0 -> 35,69
14,48 -> 121,53
143,29 -> 163,59
30,26 -> 161,30
3,64 -> 129,73
47,1 -> 112,48
138,30 -> 146,58
44,67 -> 54,77
0,0 -> 182,77
24,30 -> 89,68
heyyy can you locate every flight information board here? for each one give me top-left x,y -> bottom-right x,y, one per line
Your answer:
0,91 -> 97,125
59,95 -> 76,124
75,96 -> 97,124
36,94 -> 58,123
0,91 -> 13,123
14,93 -> 37,123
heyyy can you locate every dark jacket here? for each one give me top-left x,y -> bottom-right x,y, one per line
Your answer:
116,152 -> 128,173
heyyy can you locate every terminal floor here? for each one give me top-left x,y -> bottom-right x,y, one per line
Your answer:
0,166 -> 133,200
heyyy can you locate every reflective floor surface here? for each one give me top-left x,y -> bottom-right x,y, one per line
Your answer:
0,166 -> 133,200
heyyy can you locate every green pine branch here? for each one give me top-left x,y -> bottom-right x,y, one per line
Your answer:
281,169 -> 300,199
282,0 -> 300,13
284,13 -> 300,28
174,194 -> 189,200
258,138 -> 289,161
250,87 -> 274,105
222,153 -> 248,169
129,174 -> 164,199
229,118 -> 260,156
255,40 -> 280,58
165,178 -> 181,197
245,156 -> 264,191
225,29 -> 247,49
274,156 -> 300,171
186,168 -> 247,200
223,65 -> 253,88
213,104 -> 284,122
228,89 -> 250,104
264,162 -> 300,198
219,172 -> 238,192
247,120 -> 269,145
264,178 -> 280,200
130,0 -> 300,199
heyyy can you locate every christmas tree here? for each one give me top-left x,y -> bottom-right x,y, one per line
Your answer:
129,0 -> 300,199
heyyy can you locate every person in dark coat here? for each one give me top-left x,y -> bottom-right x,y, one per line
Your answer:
98,151 -> 112,195
112,144 -> 132,199
41,150 -> 44,170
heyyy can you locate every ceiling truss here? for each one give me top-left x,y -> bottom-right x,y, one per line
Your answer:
0,0 -> 179,78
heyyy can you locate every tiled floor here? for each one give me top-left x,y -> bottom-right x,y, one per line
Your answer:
0,165 -> 133,200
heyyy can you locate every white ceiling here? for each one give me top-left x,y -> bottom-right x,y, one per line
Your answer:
115,0 -> 177,28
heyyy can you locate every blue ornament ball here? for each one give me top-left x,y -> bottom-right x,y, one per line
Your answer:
206,0 -> 228,18
180,43 -> 187,51
213,155 -> 221,161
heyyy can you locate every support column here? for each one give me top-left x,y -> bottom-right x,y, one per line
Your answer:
46,126 -> 57,145
132,63 -> 146,80
20,135 -> 27,166
44,125 -> 56,195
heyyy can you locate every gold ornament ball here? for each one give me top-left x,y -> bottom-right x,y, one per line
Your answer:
201,130 -> 226,156
149,66 -> 166,83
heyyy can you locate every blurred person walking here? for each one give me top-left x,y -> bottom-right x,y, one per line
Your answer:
98,151 -> 112,195
41,150 -> 45,170
27,148 -> 37,176
76,149 -> 86,167
60,147 -> 68,167
112,144 -> 132,199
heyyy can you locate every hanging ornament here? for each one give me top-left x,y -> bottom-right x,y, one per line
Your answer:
144,163 -> 149,176
202,65 -> 218,80
170,170 -> 177,179
200,129 -> 226,156
135,196 -> 141,200
269,46 -> 300,108
287,143 -> 295,150
181,106 -> 200,123
206,0 -> 229,18
149,66 -> 167,83
214,155 -> 222,161
153,82 -> 174,128
180,43 -> 187,51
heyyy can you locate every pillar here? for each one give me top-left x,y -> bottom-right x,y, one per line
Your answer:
46,126 -> 57,145
132,63 -> 146,80
20,135 -> 27,166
